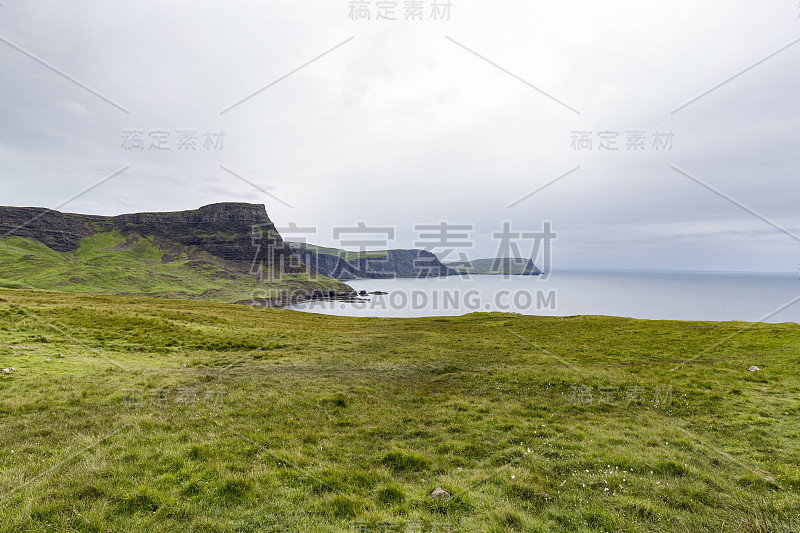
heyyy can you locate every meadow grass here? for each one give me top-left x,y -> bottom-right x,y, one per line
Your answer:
0,288 -> 798,532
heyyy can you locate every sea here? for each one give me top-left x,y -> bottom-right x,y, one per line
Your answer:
287,270 -> 800,323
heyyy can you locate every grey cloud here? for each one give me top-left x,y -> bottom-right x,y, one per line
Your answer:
0,0 -> 798,271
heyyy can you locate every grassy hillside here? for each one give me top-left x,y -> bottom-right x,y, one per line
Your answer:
0,233 -> 351,303
0,289 -> 798,532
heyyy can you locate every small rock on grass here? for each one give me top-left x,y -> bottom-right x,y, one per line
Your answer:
429,487 -> 451,502
756,469 -> 775,483
748,366 -> 760,372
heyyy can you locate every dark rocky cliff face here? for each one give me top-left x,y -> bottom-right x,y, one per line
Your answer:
290,246 -> 456,280
0,203 -> 302,273
361,249 -> 455,278
0,207 -> 111,252
291,248 -> 364,280
113,203 -> 300,270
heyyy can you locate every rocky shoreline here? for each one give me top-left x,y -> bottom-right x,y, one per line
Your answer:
235,289 -> 385,308
236,289 -> 393,308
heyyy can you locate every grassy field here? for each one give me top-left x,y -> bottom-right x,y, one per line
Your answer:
0,288 -> 799,532
0,233 -> 351,303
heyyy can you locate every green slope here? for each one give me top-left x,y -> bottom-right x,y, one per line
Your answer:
0,290 -> 798,532
0,232 -> 350,303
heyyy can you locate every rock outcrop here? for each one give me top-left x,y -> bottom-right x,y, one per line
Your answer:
0,203 -> 354,303
289,244 -> 456,280
429,487 -> 452,502
0,202 -> 303,274
0,207 -> 110,252
113,203 -> 304,273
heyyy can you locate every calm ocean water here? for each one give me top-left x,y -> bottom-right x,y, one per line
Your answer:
288,271 -> 800,323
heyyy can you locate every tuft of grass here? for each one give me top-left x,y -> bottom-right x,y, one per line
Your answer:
318,495 -> 363,518
320,392 -> 350,408
376,485 -> 405,505
119,486 -> 161,514
380,450 -> 432,473
216,478 -> 251,503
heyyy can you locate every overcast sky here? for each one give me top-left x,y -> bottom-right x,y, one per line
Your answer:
1,1 -> 798,271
